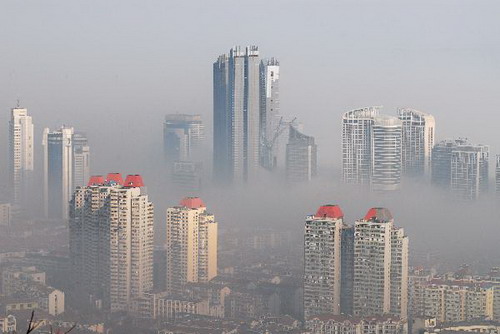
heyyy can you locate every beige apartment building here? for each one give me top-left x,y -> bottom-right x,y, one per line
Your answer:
166,197 -> 218,294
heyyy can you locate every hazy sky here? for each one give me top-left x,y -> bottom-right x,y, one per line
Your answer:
1,0 -> 499,270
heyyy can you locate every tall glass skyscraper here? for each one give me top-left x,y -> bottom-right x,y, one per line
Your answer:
213,46 -> 260,184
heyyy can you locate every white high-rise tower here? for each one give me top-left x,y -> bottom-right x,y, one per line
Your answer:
9,106 -> 34,211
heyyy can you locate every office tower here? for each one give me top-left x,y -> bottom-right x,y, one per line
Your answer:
371,116 -> 402,191
342,106 -> 380,185
43,127 -> 90,219
171,161 -> 202,193
165,197 -> 217,294
69,173 -> 153,312
353,208 -> 408,319
163,114 -> 204,162
496,155 -> 500,194
303,205 -> 344,319
286,125 -> 317,183
9,106 -> 34,210
213,46 -> 260,184
431,138 -> 489,200
259,58 -> 280,170
397,108 -> 435,177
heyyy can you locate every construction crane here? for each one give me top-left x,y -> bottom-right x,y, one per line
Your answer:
260,116 -> 297,171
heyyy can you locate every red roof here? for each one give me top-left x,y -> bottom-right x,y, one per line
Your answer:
363,208 -> 393,222
180,197 -> 205,209
123,174 -> 144,187
106,173 -> 123,185
88,175 -> 105,186
314,205 -> 344,219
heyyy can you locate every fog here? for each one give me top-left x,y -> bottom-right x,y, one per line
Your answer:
1,0 -> 499,270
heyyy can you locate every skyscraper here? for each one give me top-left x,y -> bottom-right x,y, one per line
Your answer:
397,108 -> 435,177
496,155 -> 500,195
213,46 -> 260,184
165,197 -> 217,294
286,125 -> 317,183
259,58 -> 280,170
9,106 -> 34,211
353,208 -> 408,319
69,173 -> 154,312
43,127 -> 90,219
371,115 -> 402,191
431,138 -> 489,200
163,114 -> 204,162
342,106 -> 381,186
303,205 -> 344,319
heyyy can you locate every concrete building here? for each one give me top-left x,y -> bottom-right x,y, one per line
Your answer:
303,205 -> 344,319
171,161 -> 203,193
259,58 -> 280,170
353,208 -> 408,319
431,138 -> 489,200
43,127 -> 90,219
9,106 -> 34,212
163,114 -> 204,162
306,315 -> 408,334
213,46 -> 260,184
397,108 -> 435,177
165,197 -> 218,294
371,115 -> 402,191
69,173 -> 154,312
286,125 -> 317,183
0,204 -> 11,227
0,315 -> 16,333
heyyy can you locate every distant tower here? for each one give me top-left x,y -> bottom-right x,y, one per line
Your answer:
342,106 -> 381,185
163,114 -> 204,162
213,46 -> 260,184
286,125 -> 317,183
43,127 -> 90,219
432,138 -> 489,200
165,197 -> 218,293
9,106 -> 34,212
303,205 -> 344,319
353,208 -> 408,319
397,108 -> 435,177
371,115 -> 402,191
259,58 -> 280,170
69,174 -> 153,311
496,155 -> 500,195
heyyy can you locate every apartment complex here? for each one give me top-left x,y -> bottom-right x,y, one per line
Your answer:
9,106 -> 34,211
213,46 -> 261,184
431,138 -> 489,200
69,173 -> 154,312
165,197 -> 218,294
286,125 -> 317,183
306,315 -> 408,334
43,126 -> 90,219
397,108 -> 435,177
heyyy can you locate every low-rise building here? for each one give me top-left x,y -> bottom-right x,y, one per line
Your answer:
306,314 -> 408,334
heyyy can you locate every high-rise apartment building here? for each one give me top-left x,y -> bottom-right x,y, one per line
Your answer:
342,106 -> 380,186
353,208 -> 408,319
259,58 -> 280,170
213,46 -> 260,184
371,116 -> 402,191
303,205 -> 344,319
286,125 -> 317,183
69,173 -> 153,312
43,127 -> 90,219
165,197 -> 217,294
9,106 -> 34,211
163,114 -> 204,162
431,138 -> 489,200
397,108 -> 435,177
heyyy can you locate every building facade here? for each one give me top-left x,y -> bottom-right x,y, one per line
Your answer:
163,114 -> 204,162
397,108 -> 435,177
431,138 -> 489,200
165,197 -> 218,294
213,46 -> 260,184
9,107 -> 34,212
43,127 -> 90,219
286,125 -> 317,183
69,173 -> 153,312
